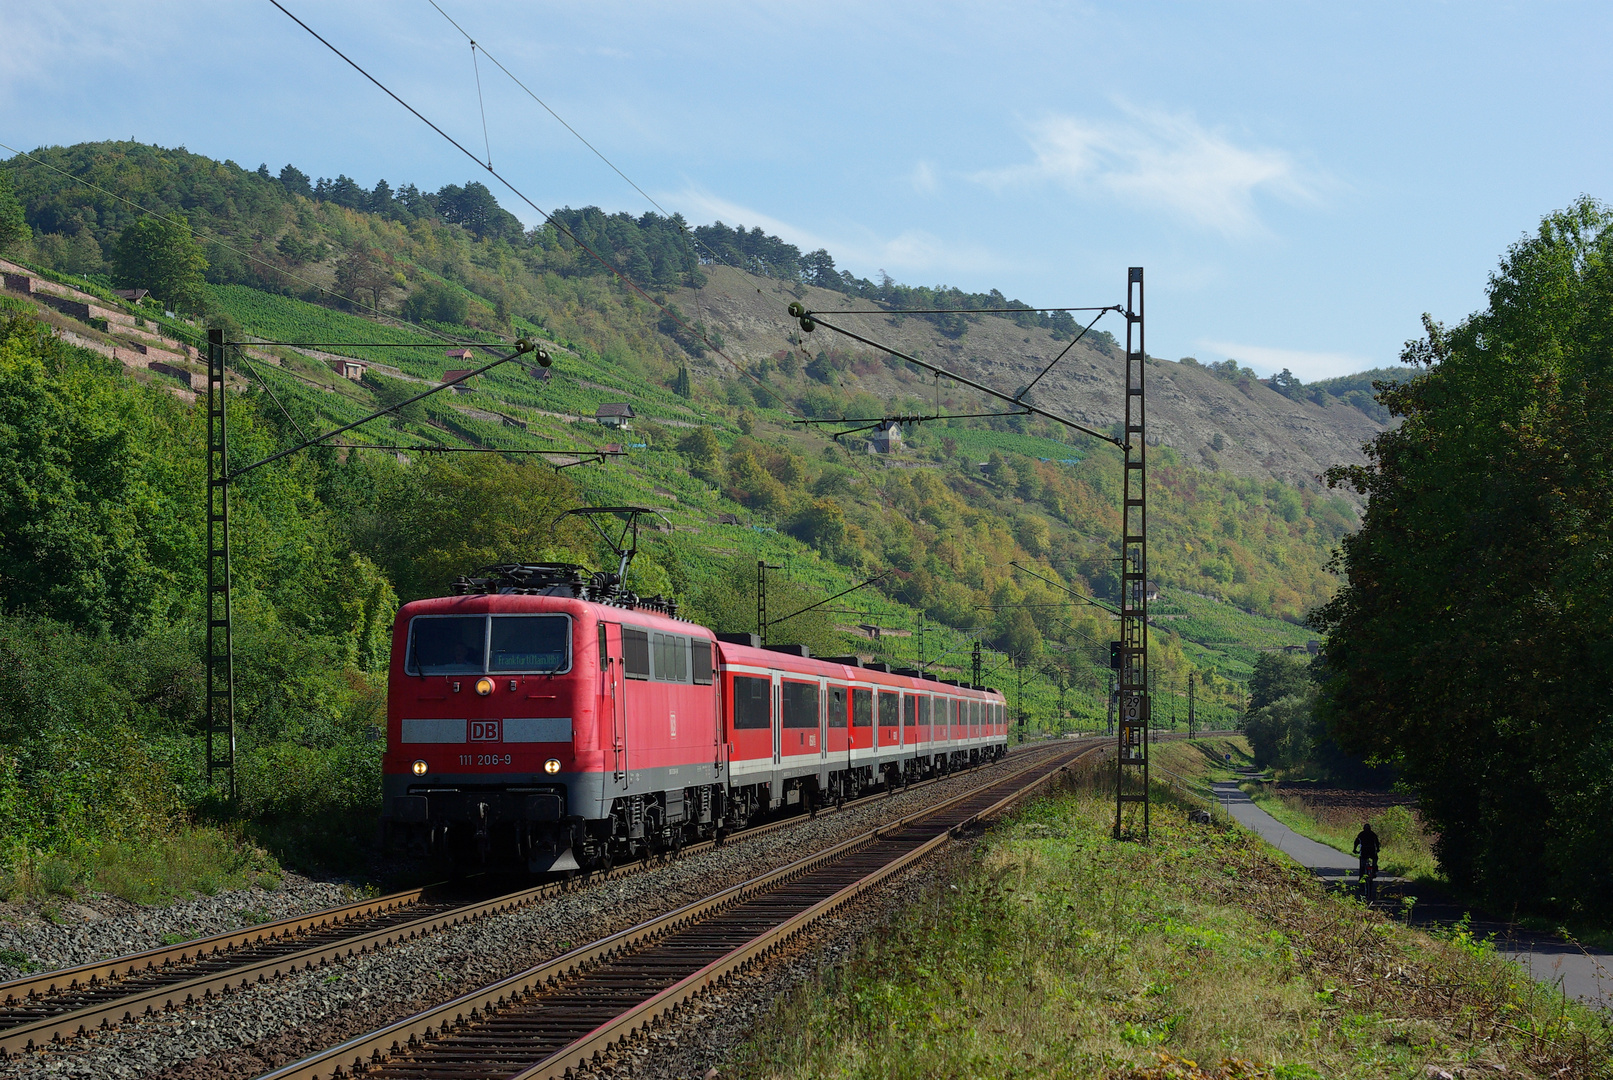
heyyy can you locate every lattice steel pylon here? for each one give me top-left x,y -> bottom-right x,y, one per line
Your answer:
205,328 -> 236,801
1115,267 -> 1149,840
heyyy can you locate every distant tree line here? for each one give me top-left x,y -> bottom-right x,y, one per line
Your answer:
5,142 -> 1130,353
1179,355 -> 1414,422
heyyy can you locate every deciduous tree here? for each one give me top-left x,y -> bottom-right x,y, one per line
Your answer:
1314,197 -> 1613,917
111,215 -> 207,312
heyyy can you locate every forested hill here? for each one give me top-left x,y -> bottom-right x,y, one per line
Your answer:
6,140 -> 1392,493
1,138 -> 1371,622
0,138 -> 1355,882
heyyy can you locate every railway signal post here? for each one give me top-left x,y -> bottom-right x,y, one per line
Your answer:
1115,267 -> 1150,841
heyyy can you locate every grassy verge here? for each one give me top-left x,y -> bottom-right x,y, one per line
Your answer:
0,828 -> 282,912
732,765 -> 1609,1078
1241,784 -> 1440,883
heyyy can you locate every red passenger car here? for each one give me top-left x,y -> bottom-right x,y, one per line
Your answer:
382,563 -> 1007,871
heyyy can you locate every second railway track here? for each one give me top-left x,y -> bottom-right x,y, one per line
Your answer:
0,741 -> 1074,1062
261,738 -> 1101,1080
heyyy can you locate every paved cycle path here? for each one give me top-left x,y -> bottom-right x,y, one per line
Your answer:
1211,780 -> 1612,1010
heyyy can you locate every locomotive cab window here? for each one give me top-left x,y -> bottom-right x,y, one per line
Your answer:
406,616 -> 486,675
828,685 -> 847,728
852,688 -> 872,728
691,640 -> 713,685
623,628 -> 650,679
782,681 -> 819,728
489,615 -> 570,673
731,676 -> 771,729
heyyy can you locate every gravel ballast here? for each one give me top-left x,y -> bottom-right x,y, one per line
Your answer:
0,877 -> 356,985
577,840 -> 977,1080
7,748 -> 1074,1080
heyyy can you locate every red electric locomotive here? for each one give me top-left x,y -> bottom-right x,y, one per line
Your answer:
382,515 -> 1008,871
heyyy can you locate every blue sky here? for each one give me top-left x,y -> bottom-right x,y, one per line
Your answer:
4,1 -> 1609,380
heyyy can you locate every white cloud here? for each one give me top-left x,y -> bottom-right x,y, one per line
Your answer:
909,160 -> 938,195
666,187 -> 1006,277
978,104 -> 1322,236
1198,340 -> 1379,382
670,188 -> 833,249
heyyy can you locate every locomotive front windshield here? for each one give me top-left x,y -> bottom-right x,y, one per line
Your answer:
406,614 -> 571,674
490,615 -> 570,672
407,616 -> 486,674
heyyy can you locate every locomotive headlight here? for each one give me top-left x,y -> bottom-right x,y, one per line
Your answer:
412,759 -> 428,776
543,758 -> 562,775
475,677 -> 493,696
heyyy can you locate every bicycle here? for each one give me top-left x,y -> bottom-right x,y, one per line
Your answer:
1356,856 -> 1379,903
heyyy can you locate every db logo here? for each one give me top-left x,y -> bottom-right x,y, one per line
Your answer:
470,720 -> 501,742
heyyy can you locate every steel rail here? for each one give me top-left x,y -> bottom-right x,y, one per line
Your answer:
0,885 -> 441,1014
255,742 -> 1097,1080
0,743 -> 1046,1059
519,744 -> 1095,1080
0,885 -> 547,1057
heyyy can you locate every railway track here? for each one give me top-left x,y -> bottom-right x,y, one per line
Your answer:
0,741 -> 1067,1060
259,738 -> 1100,1080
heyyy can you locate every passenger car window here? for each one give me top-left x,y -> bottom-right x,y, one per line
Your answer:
853,688 -> 873,728
732,676 -> 771,729
879,691 -> 900,727
828,686 -> 847,728
782,681 -> 819,728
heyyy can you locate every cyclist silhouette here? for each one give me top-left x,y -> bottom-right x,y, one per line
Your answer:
1353,821 -> 1380,895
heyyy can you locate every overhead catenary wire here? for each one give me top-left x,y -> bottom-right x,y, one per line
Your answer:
418,0 -> 1102,526
228,340 -> 539,480
469,40 -> 492,168
414,0 -> 908,510
270,0 -> 763,389
418,0 -> 1008,474
235,349 -> 310,441
423,0 -> 795,287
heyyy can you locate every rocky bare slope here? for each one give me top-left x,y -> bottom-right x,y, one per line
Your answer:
681,268 -> 1386,494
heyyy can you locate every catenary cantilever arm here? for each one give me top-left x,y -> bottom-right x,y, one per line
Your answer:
797,312 -> 1126,450
228,339 -> 543,480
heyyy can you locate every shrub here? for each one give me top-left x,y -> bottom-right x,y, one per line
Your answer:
401,279 -> 469,325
